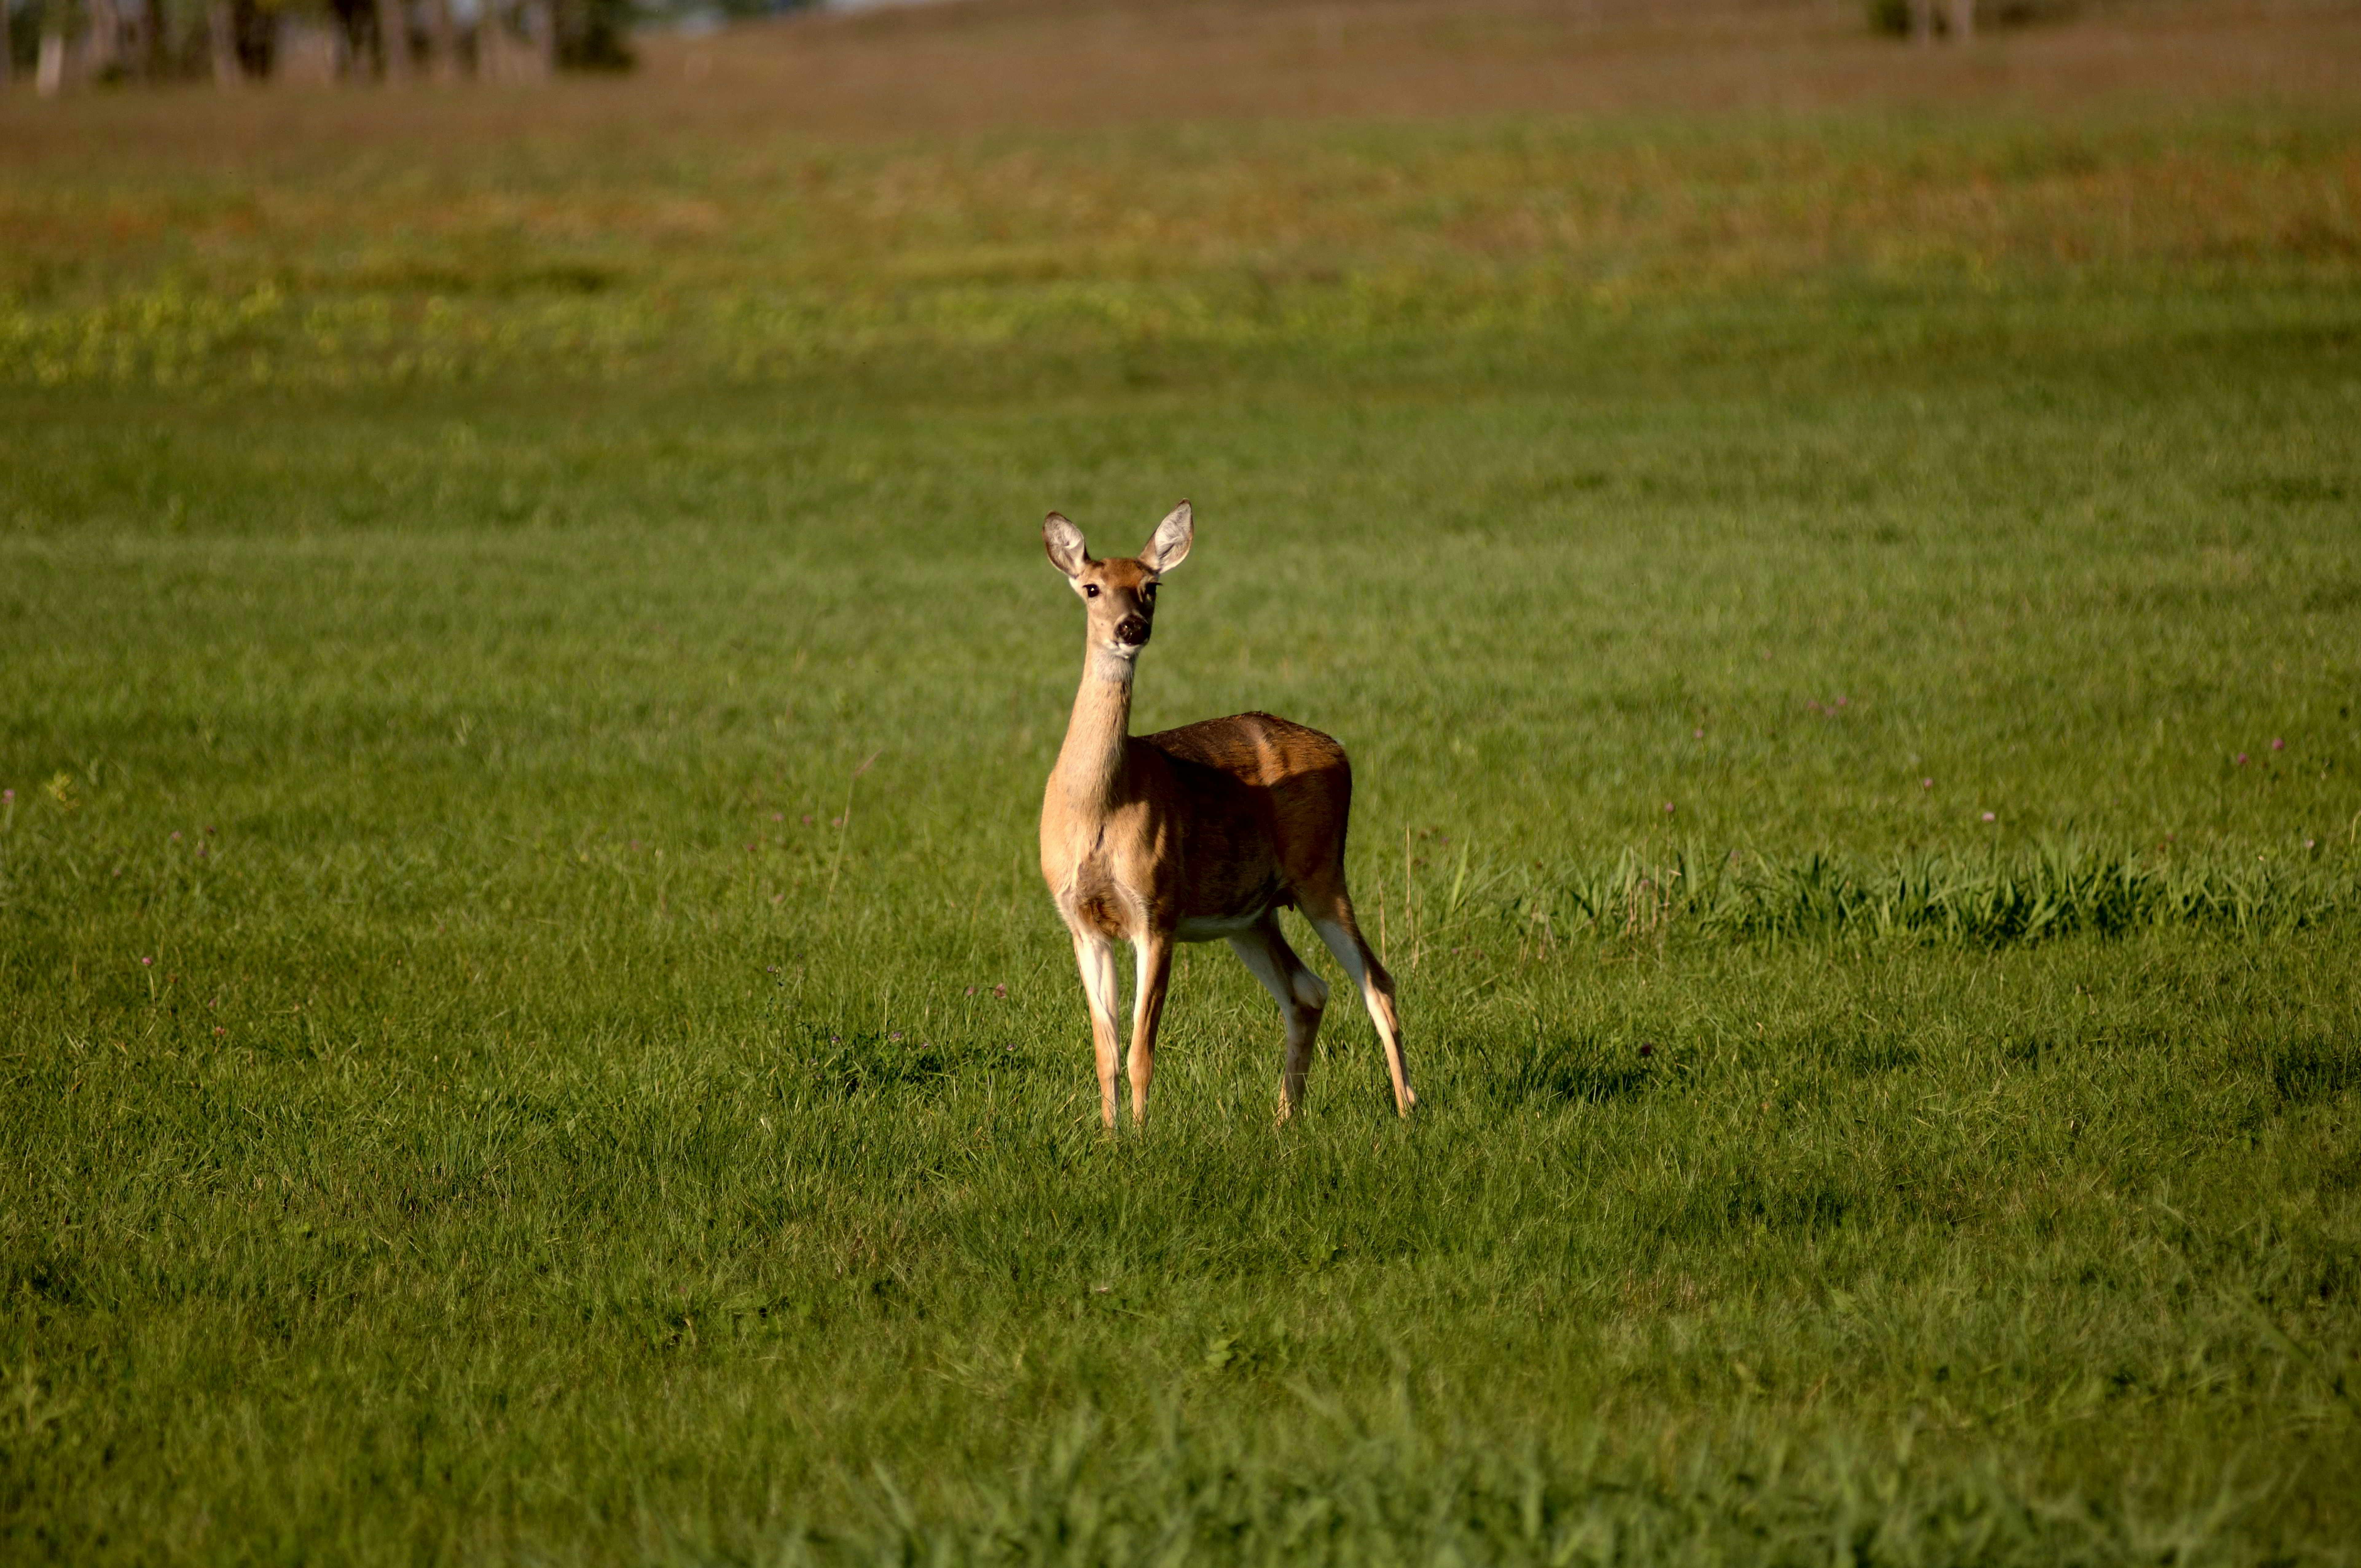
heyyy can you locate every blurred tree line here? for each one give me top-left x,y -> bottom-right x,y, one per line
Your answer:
0,0 -> 635,90
1865,0 -> 2083,41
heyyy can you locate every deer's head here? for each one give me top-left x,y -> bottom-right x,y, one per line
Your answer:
1044,502 -> 1193,661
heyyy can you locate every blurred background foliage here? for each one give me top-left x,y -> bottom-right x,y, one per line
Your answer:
0,0 -> 2303,93
1,0 -> 635,86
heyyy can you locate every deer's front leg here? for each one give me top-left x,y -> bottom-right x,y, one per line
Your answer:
1071,931 -> 1124,1129
1128,932 -> 1174,1127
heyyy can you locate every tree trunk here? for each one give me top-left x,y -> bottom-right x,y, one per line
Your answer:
426,0 -> 457,81
138,0 -> 167,80
209,0 -> 243,85
1,0 -> 13,91
477,0 -> 504,80
522,0 -> 553,79
375,0 -> 409,79
1949,0 -> 1974,41
1910,0 -> 1933,45
36,25 -> 65,93
87,0 -> 123,75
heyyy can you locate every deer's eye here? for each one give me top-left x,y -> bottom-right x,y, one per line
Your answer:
1084,584 -> 1100,598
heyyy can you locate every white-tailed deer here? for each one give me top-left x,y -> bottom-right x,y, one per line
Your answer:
1038,501 -> 1413,1129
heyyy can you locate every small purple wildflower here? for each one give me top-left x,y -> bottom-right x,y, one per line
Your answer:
1663,802 -> 1676,815
2235,754 -> 2249,766
1835,696 -> 1849,708
2271,738 -> 2285,751
1982,811 -> 1997,822
993,984 -> 1008,999
801,814 -> 814,825
1638,1042 -> 1655,1058
1692,727 -> 1705,739
141,956 -> 153,966
171,831 -> 182,842
2,789 -> 12,804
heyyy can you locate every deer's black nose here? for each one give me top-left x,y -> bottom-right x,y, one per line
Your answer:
1115,616 -> 1151,646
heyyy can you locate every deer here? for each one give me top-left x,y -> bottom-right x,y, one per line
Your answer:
1038,501 -> 1413,1130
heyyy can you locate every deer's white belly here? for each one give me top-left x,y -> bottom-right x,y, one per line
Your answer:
1175,908 -> 1269,942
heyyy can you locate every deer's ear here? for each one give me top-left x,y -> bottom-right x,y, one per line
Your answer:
1043,512 -> 1091,578
1140,501 -> 1193,574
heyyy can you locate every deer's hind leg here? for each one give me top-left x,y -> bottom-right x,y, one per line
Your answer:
1305,890 -> 1414,1116
1227,914 -> 1328,1120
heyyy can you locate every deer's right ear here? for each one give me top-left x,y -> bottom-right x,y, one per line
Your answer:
1043,512 -> 1091,579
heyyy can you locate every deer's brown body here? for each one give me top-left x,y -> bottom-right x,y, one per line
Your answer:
1038,503 -> 1412,1127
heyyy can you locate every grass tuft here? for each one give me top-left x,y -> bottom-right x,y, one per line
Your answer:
1542,845 -> 2351,947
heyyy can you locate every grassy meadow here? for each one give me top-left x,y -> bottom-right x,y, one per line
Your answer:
5,1 -> 2361,1561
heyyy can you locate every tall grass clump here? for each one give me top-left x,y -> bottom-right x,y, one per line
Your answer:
763,1409 -> 2253,1568
1544,845 -> 2349,947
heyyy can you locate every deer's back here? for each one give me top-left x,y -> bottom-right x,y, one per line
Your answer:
1141,712 -> 1354,907
1144,711 -> 1347,788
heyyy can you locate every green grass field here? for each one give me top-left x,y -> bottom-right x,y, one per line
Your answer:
5,5 -> 2361,1561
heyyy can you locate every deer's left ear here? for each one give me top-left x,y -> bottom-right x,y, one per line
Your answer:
1139,501 -> 1193,574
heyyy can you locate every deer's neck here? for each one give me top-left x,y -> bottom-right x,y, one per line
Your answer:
1052,647 -> 1137,816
